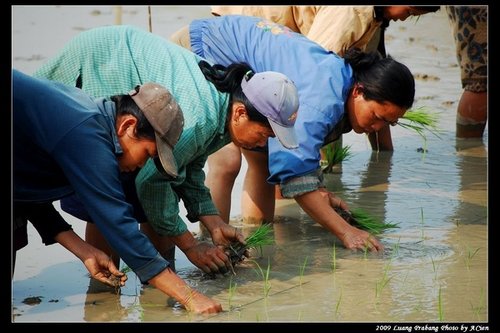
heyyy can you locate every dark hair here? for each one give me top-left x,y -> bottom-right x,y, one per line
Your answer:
198,60 -> 269,125
111,94 -> 156,140
344,48 -> 415,109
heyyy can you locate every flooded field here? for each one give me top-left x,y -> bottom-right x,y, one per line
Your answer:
12,6 -> 487,328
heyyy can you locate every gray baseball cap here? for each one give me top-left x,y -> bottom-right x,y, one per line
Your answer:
129,83 -> 184,177
241,71 -> 299,149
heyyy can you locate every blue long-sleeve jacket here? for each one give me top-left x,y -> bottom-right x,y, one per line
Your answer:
189,15 -> 354,196
13,69 -> 168,282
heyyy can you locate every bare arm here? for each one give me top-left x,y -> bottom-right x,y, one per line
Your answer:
170,230 -> 232,274
294,188 -> 383,252
54,230 -> 127,286
148,267 -> 222,313
200,215 -> 246,247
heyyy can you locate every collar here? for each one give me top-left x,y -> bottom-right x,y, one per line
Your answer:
95,97 -> 123,155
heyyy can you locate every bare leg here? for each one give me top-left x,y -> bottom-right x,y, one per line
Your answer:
368,124 -> 393,151
205,143 -> 242,223
140,223 -> 176,272
456,91 -> 487,138
241,149 -> 274,225
85,222 -> 120,269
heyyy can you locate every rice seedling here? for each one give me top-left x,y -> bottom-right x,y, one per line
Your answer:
398,107 -> 441,157
298,256 -> 308,286
437,286 -> 444,321
334,289 -> 342,317
464,246 -> 481,271
226,224 -> 274,269
331,244 -> 337,272
228,276 -> 238,309
335,207 -> 399,235
375,261 -> 393,298
420,207 -> 425,240
398,106 -> 441,140
321,141 -> 353,173
470,287 -> 486,320
390,237 -> 401,259
251,258 -> 272,298
430,255 -> 439,281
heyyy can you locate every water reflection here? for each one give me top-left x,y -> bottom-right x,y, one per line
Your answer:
452,138 -> 487,225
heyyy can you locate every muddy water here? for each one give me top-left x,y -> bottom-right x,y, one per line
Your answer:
12,6 -> 487,324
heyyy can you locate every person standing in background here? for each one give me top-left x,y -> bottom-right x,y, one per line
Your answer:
445,6 -> 487,138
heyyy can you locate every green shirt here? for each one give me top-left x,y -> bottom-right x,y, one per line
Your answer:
35,25 -> 231,236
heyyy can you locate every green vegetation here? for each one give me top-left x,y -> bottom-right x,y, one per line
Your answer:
331,244 -> 337,272
420,207 -> 425,240
228,276 -> 238,309
335,207 -> 399,235
299,256 -> 308,285
321,141 -> 352,173
335,289 -> 342,317
470,287 -> 486,320
251,258 -> 272,298
398,107 -> 441,140
375,261 -> 393,298
226,224 -> 274,268
464,246 -> 481,271
438,286 -> 444,321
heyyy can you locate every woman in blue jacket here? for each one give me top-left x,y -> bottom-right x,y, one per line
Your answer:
170,15 -> 416,252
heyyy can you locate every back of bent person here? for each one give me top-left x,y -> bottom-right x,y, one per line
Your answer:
13,69 -> 225,313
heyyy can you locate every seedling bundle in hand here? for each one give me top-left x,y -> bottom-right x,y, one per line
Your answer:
334,207 -> 399,235
398,107 -> 441,141
226,224 -> 274,269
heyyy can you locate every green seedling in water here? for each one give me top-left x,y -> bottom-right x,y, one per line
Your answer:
437,286 -> 444,321
335,289 -> 342,317
335,207 -> 399,235
226,224 -> 274,269
430,255 -> 439,281
251,258 -> 272,298
331,244 -> 337,272
390,237 -> 401,259
399,107 -> 441,139
299,256 -> 308,285
398,107 -> 441,156
420,207 -> 425,240
321,141 -> 352,173
464,246 -> 481,271
470,287 -> 486,320
375,261 -> 393,299
228,276 -> 238,309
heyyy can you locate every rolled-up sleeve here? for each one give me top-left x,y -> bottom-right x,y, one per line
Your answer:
279,168 -> 325,198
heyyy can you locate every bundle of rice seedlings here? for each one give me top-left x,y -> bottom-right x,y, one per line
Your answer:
334,207 -> 399,235
398,106 -> 441,141
321,141 -> 352,173
226,224 -> 274,268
